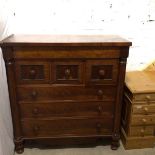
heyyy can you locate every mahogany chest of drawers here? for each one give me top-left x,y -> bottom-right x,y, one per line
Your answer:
0,35 -> 131,153
121,71 -> 155,149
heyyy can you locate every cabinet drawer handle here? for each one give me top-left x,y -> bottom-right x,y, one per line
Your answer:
97,106 -> 102,114
140,129 -> 145,136
143,107 -> 148,114
96,123 -> 101,133
33,125 -> 40,132
98,90 -> 103,99
142,118 -> 147,124
30,69 -> 36,77
31,91 -> 38,98
146,95 -> 151,102
99,69 -> 105,77
32,108 -> 39,115
64,69 -> 71,79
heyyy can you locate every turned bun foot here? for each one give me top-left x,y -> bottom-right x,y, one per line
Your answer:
15,148 -> 24,154
111,133 -> 120,150
14,137 -> 24,154
111,140 -> 120,150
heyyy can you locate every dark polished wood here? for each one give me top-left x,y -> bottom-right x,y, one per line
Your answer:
21,117 -> 113,138
1,34 -> 132,47
2,47 -> 24,154
17,85 -> 117,102
0,35 -> 131,153
19,101 -> 114,118
15,61 -> 50,84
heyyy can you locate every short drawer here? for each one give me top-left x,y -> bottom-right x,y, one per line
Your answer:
86,59 -> 119,85
131,115 -> 155,125
19,101 -> 114,118
21,117 -> 113,138
133,104 -> 155,115
52,61 -> 84,84
133,93 -> 155,102
15,61 -> 50,84
129,126 -> 154,137
17,86 -> 116,102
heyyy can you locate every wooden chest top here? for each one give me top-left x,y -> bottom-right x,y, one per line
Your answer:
125,71 -> 155,94
1,34 -> 132,47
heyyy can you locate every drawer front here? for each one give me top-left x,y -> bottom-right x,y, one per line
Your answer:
17,86 -> 116,102
53,61 -> 84,84
133,93 -> 155,102
86,59 -> 119,85
21,117 -> 113,137
19,101 -> 114,118
133,104 -> 155,115
131,115 -> 155,125
14,48 -> 120,59
129,126 -> 154,137
15,61 -> 50,84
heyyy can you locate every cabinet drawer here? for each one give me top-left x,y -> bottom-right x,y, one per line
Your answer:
15,61 -> 50,84
129,126 -> 154,137
52,61 -> 84,84
19,101 -> 114,118
21,117 -> 113,138
17,86 -> 116,102
133,104 -> 155,115
133,93 -> 155,102
131,115 -> 155,125
86,59 -> 119,85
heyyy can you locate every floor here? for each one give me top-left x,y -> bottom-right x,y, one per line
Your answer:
15,142 -> 155,155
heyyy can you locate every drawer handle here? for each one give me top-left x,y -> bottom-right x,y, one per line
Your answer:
98,90 -> 103,99
96,123 -> 101,133
143,107 -> 148,114
64,69 -> 71,79
146,95 -> 151,102
140,129 -> 145,136
32,108 -> 39,115
97,106 -> 102,114
33,125 -> 40,132
99,69 -> 105,77
30,69 -> 36,77
31,91 -> 38,98
142,118 -> 147,124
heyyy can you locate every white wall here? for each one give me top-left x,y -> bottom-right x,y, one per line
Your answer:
0,0 -> 15,155
0,0 -> 14,40
4,0 -> 155,70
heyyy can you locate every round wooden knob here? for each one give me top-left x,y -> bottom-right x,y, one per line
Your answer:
97,90 -> 103,100
146,95 -> 151,102
143,107 -> 148,114
96,123 -> 102,133
64,69 -> 71,79
31,91 -> 37,98
99,69 -> 105,77
32,108 -> 39,115
98,90 -> 104,100
140,129 -> 145,135
142,118 -> 147,124
30,69 -> 36,76
97,106 -> 102,114
65,69 -> 71,76
33,125 -> 40,132
98,90 -> 103,96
